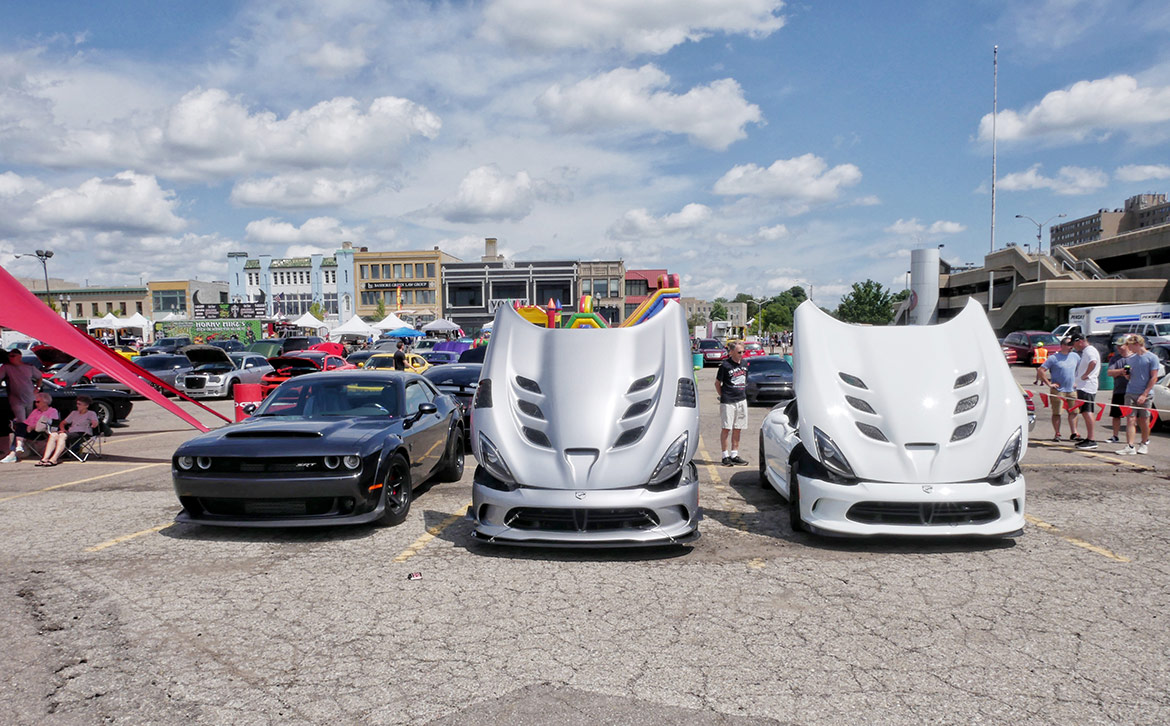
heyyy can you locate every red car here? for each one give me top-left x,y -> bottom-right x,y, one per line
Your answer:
1000,331 -> 1061,365
697,339 -> 727,366
261,352 -> 353,396
742,342 -> 767,359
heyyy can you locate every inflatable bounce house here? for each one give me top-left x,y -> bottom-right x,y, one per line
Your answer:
511,273 -> 681,330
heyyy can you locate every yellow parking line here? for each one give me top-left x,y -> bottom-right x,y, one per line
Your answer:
696,435 -> 745,530
1024,462 -> 1112,468
86,524 -> 169,552
1025,514 -> 1131,563
392,502 -> 471,563
0,463 -> 166,503
102,431 -> 185,447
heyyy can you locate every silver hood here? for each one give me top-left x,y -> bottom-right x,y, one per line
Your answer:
472,302 -> 699,490
793,299 -> 1027,483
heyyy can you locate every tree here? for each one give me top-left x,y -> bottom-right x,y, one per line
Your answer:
835,279 -> 897,325
687,313 -> 708,331
786,285 -> 808,303
710,301 -> 728,321
374,298 -> 387,320
308,301 -> 325,320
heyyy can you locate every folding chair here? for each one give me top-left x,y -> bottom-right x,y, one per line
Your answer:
65,421 -> 109,462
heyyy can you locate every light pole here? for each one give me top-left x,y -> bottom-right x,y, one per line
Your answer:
57,293 -> 72,321
1015,213 -> 1066,282
15,249 -> 55,308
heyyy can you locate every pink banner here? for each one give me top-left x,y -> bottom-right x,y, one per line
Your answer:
0,265 -> 226,432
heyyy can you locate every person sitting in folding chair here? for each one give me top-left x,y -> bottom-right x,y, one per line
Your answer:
40,395 -> 99,466
16,393 -> 59,464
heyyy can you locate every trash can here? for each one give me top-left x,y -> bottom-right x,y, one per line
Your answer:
233,383 -> 265,421
692,352 -> 703,370
784,354 -> 793,366
1098,364 -> 1114,392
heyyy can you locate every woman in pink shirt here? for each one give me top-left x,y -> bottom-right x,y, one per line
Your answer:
40,395 -> 98,466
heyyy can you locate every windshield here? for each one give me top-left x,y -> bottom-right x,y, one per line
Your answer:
1028,334 -> 1060,346
424,367 -> 480,386
137,356 -> 185,370
698,340 -> 720,350
158,338 -> 185,346
365,356 -> 398,369
1155,324 -> 1170,337
747,359 -> 792,374
256,379 -> 401,418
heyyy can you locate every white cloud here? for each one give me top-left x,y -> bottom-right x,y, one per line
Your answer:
978,75 -> 1170,144
538,65 -> 762,150
432,234 -> 507,262
301,42 -> 369,76
244,216 -> 363,245
756,224 -> 789,241
884,218 -> 967,236
481,0 -> 786,54
999,0 -> 1112,53
30,171 -> 186,234
429,166 -> 568,224
999,164 -> 1109,195
231,172 -> 382,208
1116,164 -> 1170,182
608,203 -> 711,239
712,153 -> 862,213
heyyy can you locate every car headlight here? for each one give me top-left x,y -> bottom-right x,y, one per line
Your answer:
207,376 -> 223,384
343,455 -> 361,470
324,456 -> 340,469
196,456 -> 212,470
177,456 -> 194,470
988,427 -> 1023,478
478,432 -> 514,483
649,432 -> 689,484
813,427 -> 855,479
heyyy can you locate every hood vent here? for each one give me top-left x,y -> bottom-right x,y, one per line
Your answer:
516,376 -> 542,394
856,422 -> 888,442
517,400 -> 545,420
950,422 -> 976,442
523,427 -> 552,448
224,430 -> 323,438
675,378 -> 696,407
628,375 -> 656,394
954,371 -> 977,388
622,400 -> 653,419
845,395 -> 874,414
614,426 -> 645,448
839,372 -> 867,389
954,395 -> 979,414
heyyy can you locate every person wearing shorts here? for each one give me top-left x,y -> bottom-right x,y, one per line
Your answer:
715,341 -> 748,467
1117,334 -> 1160,456
1106,341 -> 1131,443
1070,333 -> 1100,449
1037,338 -> 1080,442
0,349 -> 44,463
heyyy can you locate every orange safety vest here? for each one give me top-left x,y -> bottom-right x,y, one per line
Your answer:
1033,345 -> 1048,366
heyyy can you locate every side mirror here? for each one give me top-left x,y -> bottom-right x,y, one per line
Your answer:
418,402 -> 438,415
242,403 -> 257,415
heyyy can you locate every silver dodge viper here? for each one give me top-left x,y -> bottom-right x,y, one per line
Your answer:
469,302 -> 700,546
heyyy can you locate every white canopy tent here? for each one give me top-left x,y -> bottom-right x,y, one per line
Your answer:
87,313 -> 122,331
421,318 -> 461,333
328,316 -> 379,341
290,312 -> 328,332
373,313 -> 411,330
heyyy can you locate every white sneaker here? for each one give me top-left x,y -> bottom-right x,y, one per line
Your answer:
1137,443 -> 1149,455
0,452 -> 17,464
14,443 -> 24,453
1116,446 -> 1137,456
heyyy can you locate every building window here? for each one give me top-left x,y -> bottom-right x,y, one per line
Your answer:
91,303 -> 99,316
135,302 -> 143,314
415,263 -> 425,278
426,263 -> 435,278
536,281 -> 572,306
625,279 -> 649,297
403,290 -> 414,304
610,278 -> 621,296
370,265 -> 380,280
392,264 -> 401,279
581,279 -> 591,295
152,290 -> 186,313
360,265 -> 368,280
491,281 -> 527,300
403,264 -> 414,279
625,303 -> 639,317
449,284 -> 483,307
593,278 -> 608,297
119,302 -> 127,315
75,303 -> 83,317
418,290 -> 435,305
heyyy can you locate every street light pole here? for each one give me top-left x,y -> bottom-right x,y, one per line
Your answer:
1015,214 -> 1066,282
15,249 -> 55,308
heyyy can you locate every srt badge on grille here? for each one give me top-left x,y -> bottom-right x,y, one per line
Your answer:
574,492 -> 586,500
921,485 -> 933,494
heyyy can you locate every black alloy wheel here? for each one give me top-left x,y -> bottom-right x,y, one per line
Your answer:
788,465 -> 804,533
436,427 -> 465,482
91,400 -> 115,426
375,454 -> 413,527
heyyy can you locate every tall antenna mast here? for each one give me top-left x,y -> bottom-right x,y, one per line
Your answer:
988,45 -> 998,312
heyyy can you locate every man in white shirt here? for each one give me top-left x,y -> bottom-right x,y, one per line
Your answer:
1070,333 -> 1101,450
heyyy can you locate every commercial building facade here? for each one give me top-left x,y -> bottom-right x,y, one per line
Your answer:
227,244 -> 358,322
579,260 -> 626,324
1051,193 -> 1170,248
353,248 -> 460,324
148,280 -> 229,321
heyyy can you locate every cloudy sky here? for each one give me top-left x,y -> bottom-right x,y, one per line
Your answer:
2,0 -> 1170,306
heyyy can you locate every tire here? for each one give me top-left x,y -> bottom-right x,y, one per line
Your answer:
225,381 -> 236,401
788,465 -> 804,533
436,426 -> 465,483
92,400 -> 115,426
758,435 -> 770,488
374,454 -> 412,527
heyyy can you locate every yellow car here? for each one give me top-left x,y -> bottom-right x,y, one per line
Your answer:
362,352 -> 431,374
110,345 -> 140,361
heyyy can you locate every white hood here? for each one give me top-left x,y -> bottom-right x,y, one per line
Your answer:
793,299 -> 1027,483
472,302 -> 698,490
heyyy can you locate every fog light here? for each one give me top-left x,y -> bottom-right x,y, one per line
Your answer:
343,455 -> 361,470
196,456 -> 212,470
324,456 -> 340,469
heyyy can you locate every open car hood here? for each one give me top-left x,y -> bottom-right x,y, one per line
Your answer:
473,302 -> 698,490
793,299 -> 1027,483
180,344 -> 235,368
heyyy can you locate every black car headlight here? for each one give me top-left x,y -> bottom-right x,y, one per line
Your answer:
988,427 -> 1023,479
478,432 -> 514,483
177,456 -> 194,470
324,456 -> 340,469
813,427 -> 855,479
649,432 -> 689,484
196,456 -> 212,470
343,455 -> 361,470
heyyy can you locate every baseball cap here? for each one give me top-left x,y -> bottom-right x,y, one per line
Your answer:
1068,333 -> 1085,343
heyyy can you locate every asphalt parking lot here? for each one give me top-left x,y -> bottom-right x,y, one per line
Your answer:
2,364 -> 1169,725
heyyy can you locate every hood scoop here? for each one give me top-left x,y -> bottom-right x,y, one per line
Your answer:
224,429 -> 323,438
563,448 -> 599,488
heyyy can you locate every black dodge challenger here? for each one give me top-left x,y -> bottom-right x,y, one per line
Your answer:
172,370 -> 465,527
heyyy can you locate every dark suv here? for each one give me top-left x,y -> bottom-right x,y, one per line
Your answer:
141,336 -> 193,355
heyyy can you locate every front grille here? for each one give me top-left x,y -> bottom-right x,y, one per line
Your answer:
184,376 -> 206,389
196,497 -> 344,517
204,457 -> 327,473
505,507 -> 659,532
846,501 -> 999,526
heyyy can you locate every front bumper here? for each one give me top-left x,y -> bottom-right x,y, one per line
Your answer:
797,471 -> 1026,537
747,383 -> 793,403
173,469 -> 382,527
176,382 -> 229,398
470,463 -> 701,546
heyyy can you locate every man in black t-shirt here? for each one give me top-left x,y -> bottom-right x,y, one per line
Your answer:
393,341 -> 407,371
715,342 -> 748,466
